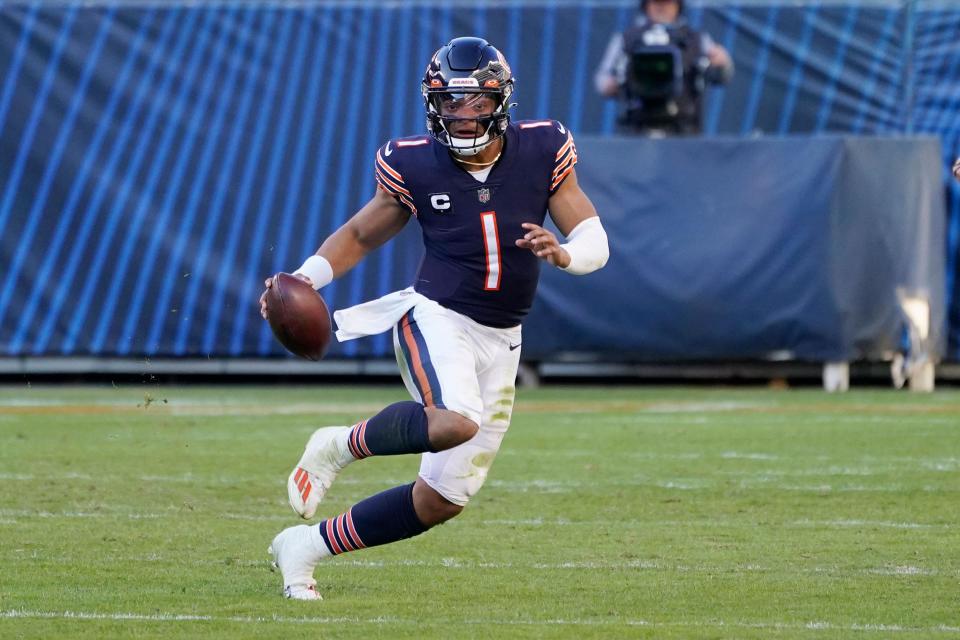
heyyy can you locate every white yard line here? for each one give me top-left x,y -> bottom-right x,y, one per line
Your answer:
1,609 -> 957,634
639,401 -> 775,413
1,507 -> 955,532
792,519 -> 943,529
4,550 -> 956,579
0,609 -> 388,624
0,472 -> 96,480
0,509 -> 163,520
331,559 -> 957,578
5,397 -> 955,418
4,473 -> 954,491
720,451 -> 780,460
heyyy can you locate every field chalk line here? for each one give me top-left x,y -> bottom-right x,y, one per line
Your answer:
2,609 -> 959,633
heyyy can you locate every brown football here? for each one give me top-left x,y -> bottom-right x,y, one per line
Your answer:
264,272 -> 332,361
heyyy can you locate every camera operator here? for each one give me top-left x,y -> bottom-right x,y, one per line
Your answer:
595,0 -> 733,135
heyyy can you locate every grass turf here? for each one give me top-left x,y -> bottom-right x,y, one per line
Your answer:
0,384 -> 958,639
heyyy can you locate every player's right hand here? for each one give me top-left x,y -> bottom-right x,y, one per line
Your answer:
259,273 -> 314,320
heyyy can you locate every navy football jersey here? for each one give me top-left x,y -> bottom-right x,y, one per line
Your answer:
374,120 -> 578,328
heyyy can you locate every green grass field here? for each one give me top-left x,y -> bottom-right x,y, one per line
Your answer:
0,384 -> 958,639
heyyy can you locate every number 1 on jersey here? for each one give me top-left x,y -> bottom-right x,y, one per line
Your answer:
480,211 -> 501,291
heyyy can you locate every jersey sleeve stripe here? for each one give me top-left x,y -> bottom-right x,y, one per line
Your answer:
374,147 -> 416,213
552,131 -> 578,186
374,173 -> 401,197
555,133 -> 575,160
375,181 -> 418,215
552,147 -> 577,178
551,145 -> 579,190
397,194 -> 418,214
375,166 -> 411,196
376,150 -> 405,183
550,165 -> 576,191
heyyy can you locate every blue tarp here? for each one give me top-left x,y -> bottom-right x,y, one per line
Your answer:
526,136 -> 945,361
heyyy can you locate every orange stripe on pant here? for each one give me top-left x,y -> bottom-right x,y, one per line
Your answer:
400,314 -> 435,407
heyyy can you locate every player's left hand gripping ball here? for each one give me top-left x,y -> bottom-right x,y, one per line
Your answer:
261,272 -> 332,361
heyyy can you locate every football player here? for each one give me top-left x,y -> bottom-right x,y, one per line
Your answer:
261,37 -> 609,600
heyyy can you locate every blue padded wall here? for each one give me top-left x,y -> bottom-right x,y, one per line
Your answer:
0,1 -> 958,359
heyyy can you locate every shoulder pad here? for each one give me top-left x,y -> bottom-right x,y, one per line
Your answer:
386,136 -> 431,156
516,119 -> 571,150
516,119 -> 565,133
514,121 -> 577,193
374,139 -> 419,215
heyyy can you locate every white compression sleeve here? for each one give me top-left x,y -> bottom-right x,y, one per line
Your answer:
559,216 -> 609,275
293,254 -> 334,289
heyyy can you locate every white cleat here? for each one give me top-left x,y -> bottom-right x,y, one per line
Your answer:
287,426 -> 353,519
269,525 -> 323,601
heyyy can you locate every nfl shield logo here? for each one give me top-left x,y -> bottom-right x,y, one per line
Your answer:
477,187 -> 491,204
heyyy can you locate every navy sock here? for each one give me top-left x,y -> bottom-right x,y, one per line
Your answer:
347,401 -> 435,458
317,482 -> 429,555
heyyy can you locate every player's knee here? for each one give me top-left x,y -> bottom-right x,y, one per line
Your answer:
424,499 -> 464,526
425,407 -> 479,451
413,479 -> 465,526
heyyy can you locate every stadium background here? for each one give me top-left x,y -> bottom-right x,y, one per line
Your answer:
2,2 -> 960,635
0,0 -> 958,377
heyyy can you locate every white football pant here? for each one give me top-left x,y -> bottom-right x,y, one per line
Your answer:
392,297 -> 521,506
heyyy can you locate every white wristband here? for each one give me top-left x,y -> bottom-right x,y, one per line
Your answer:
560,216 -> 609,275
293,255 -> 334,290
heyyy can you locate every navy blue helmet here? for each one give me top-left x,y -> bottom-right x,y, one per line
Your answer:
421,37 -> 515,156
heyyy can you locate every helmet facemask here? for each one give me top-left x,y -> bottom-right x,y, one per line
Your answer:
425,90 -> 511,156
